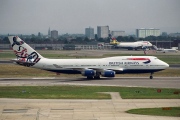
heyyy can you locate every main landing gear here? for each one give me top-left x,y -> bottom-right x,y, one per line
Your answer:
94,75 -> 100,79
87,72 -> 101,79
150,72 -> 154,79
94,72 -> 101,79
87,76 -> 94,79
87,76 -> 100,79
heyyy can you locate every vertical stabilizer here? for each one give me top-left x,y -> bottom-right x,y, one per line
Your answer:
8,36 -> 43,66
110,38 -> 119,45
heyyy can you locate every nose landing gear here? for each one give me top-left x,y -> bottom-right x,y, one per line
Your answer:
150,72 -> 154,79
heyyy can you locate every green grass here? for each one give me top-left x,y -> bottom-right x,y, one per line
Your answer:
0,52 -> 100,59
0,52 -> 74,59
0,52 -> 15,58
0,64 -> 56,78
0,86 -> 179,99
126,107 -> 180,117
103,54 -> 146,57
119,87 -> 180,99
157,55 -> 180,64
0,86 -> 110,99
41,54 -> 74,58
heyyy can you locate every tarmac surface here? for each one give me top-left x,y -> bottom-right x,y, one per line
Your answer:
0,77 -> 180,120
0,96 -> 179,120
0,77 -> 180,88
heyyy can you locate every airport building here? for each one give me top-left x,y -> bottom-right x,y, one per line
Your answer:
51,30 -> 58,39
97,26 -> 110,38
169,33 -> 180,37
48,27 -> 51,37
85,27 -> 95,39
111,31 -> 125,37
136,28 -> 160,38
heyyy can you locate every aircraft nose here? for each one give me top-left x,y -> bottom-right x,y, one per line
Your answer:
166,63 -> 169,67
164,62 -> 169,68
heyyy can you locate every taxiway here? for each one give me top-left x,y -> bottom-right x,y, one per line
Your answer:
0,96 -> 179,120
0,77 -> 179,88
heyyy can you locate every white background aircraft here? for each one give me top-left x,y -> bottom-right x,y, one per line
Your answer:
157,49 -> 178,53
8,36 -> 169,79
110,37 -> 152,50
152,45 -> 179,53
161,49 -> 178,53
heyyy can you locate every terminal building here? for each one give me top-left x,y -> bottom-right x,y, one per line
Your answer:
136,28 -> 160,38
97,26 -> 110,38
51,30 -> 58,39
85,27 -> 95,39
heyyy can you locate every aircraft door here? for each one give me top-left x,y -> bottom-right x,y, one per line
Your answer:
124,63 -> 129,69
146,64 -> 149,69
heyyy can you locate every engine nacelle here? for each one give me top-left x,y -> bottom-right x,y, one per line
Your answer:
142,46 -> 147,49
81,69 -> 96,76
101,70 -> 115,77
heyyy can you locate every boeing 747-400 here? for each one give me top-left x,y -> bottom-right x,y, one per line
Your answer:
8,36 -> 169,79
110,37 -> 152,50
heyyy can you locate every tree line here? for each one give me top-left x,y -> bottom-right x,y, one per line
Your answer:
0,35 -> 179,44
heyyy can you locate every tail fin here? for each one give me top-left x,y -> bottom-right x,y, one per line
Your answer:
8,36 -> 43,66
109,34 -> 119,45
109,38 -> 119,45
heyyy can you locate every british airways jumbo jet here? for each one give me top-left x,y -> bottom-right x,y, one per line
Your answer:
110,37 -> 152,50
8,36 -> 169,79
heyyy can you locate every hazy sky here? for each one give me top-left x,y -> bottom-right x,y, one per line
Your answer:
0,0 -> 180,35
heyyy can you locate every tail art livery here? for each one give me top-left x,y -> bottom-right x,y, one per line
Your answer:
110,36 -> 152,50
8,36 -> 169,79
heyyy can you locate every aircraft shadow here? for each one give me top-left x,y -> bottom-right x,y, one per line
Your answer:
58,77 -> 115,82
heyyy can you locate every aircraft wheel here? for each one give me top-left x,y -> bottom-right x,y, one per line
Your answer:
87,76 -> 94,79
150,76 -> 153,79
94,72 -> 101,79
94,76 -> 100,79
26,63 -> 30,67
150,72 -> 154,79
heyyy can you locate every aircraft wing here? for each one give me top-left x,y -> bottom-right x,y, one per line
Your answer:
53,64 -> 124,73
71,67 -> 124,72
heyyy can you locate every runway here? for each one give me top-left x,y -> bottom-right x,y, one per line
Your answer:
0,77 -> 180,88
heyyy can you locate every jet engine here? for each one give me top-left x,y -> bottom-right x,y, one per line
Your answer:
101,70 -> 115,77
81,69 -> 96,76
